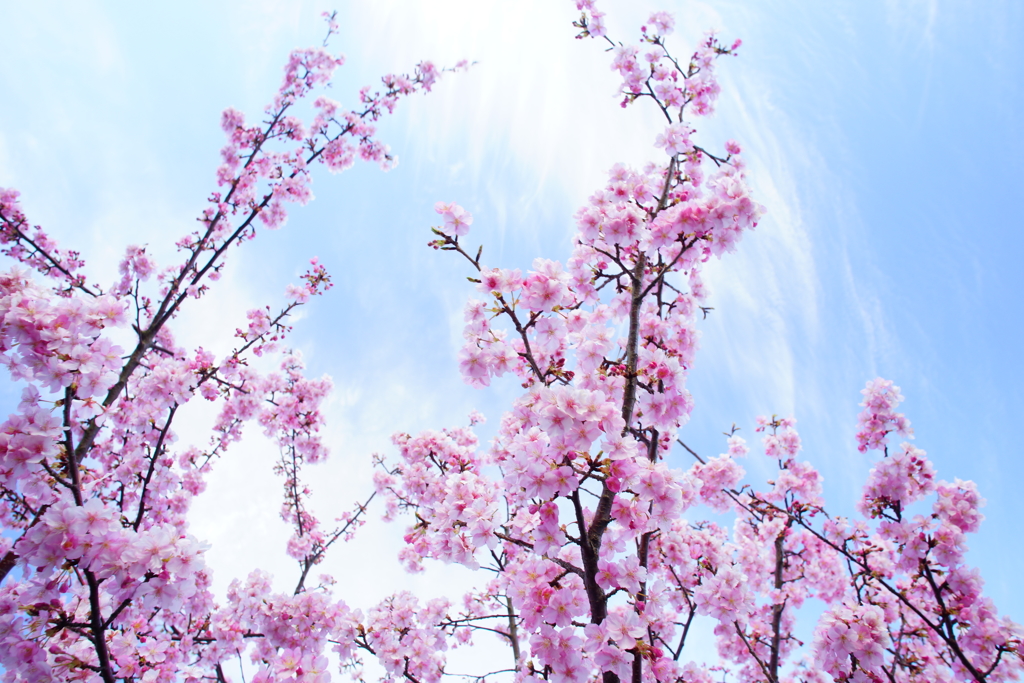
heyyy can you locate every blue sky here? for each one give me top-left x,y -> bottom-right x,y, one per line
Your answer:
1,0 -> 1021,669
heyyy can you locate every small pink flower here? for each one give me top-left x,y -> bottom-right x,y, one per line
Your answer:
435,201 -> 473,236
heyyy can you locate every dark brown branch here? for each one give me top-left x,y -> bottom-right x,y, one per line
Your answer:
133,405 -> 178,530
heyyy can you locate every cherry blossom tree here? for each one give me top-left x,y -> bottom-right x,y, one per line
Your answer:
0,4 -> 1020,683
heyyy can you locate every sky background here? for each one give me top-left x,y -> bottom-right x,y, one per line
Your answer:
1,0 -> 1022,675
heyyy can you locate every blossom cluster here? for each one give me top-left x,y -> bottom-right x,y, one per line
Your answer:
813,603 -> 891,681
855,376 -> 913,452
375,426 -> 500,571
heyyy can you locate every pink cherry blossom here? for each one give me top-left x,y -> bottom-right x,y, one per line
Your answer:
0,6 -> 1019,683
